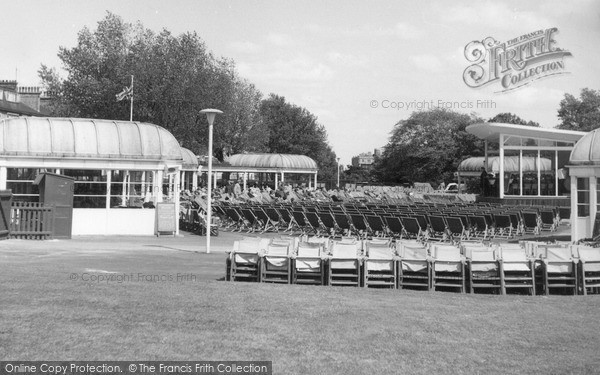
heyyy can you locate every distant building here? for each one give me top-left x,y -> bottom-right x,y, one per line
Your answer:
351,151 -> 376,168
0,80 -> 49,118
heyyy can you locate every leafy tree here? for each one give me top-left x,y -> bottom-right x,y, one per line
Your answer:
40,12 -> 266,160
260,94 -> 338,180
373,108 -> 484,184
488,112 -> 539,127
556,88 -> 600,132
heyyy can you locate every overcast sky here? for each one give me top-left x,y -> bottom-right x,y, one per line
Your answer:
1,0 -> 598,164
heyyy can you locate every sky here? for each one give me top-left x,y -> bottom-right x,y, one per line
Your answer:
1,0 -> 599,165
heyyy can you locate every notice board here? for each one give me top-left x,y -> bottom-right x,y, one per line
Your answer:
155,202 -> 176,236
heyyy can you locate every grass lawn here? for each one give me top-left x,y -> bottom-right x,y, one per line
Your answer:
1,244 -> 600,374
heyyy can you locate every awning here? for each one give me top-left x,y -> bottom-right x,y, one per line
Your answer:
458,156 -> 552,176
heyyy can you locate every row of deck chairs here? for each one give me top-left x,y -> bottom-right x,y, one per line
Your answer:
225,235 -> 600,295
215,201 -> 567,243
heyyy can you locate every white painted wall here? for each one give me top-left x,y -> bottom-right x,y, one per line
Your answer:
72,208 -> 156,235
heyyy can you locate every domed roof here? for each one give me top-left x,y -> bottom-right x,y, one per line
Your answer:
570,128 -> 600,165
0,117 -> 183,161
181,147 -> 199,169
228,153 -> 318,171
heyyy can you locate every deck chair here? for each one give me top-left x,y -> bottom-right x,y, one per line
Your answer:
539,210 -> 557,232
264,207 -> 283,232
522,211 -> 540,235
291,210 -> 311,234
468,215 -> 489,239
400,217 -> 424,240
498,245 -> 535,295
431,244 -> 466,293
318,212 -> 338,236
493,214 -> 513,239
445,216 -> 468,243
276,207 -> 295,232
539,246 -> 578,295
384,216 -> 405,239
397,240 -> 431,290
363,241 -> 396,289
574,245 -> 600,295
260,243 -> 291,284
467,247 -> 502,294
334,213 -> 353,237
253,207 -> 276,233
229,237 -> 267,282
293,241 -> 325,285
365,215 -> 387,237
428,215 -> 449,241
327,240 -> 362,286
304,211 -> 325,236
240,208 -> 262,233
348,213 -> 369,238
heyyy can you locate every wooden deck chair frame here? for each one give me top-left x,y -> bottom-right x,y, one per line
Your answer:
363,242 -> 396,289
397,241 -> 431,290
327,241 -> 362,287
576,246 -> 600,295
230,238 -> 264,282
293,242 -> 325,285
260,243 -> 291,284
431,244 -> 466,293
540,246 -> 578,295
499,245 -> 536,295
467,248 -> 503,294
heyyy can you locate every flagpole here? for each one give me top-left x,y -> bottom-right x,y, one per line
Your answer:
129,75 -> 134,121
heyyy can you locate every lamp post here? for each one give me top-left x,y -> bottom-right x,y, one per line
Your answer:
336,158 -> 340,188
200,108 -> 223,254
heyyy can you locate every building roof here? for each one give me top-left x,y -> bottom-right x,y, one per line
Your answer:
0,99 -> 44,116
228,153 -> 318,171
569,128 -> 600,165
466,122 -> 586,143
0,117 -> 183,161
181,147 -> 199,169
458,156 -> 552,175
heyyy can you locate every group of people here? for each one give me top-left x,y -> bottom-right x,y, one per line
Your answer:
180,181 -> 475,212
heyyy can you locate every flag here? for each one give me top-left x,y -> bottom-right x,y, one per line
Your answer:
116,85 -> 133,101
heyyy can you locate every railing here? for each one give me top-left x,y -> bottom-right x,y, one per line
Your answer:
10,202 -> 54,239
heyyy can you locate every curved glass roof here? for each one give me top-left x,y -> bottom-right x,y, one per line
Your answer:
0,117 -> 183,161
458,156 -> 552,174
570,128 -> 600,165
228,153 -> 318,171
181,147 -> 199,169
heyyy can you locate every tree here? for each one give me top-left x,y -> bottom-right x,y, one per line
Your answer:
373,108 -> 484,184
260,94 -> 338,180
40,12 -> 267,159
556,88 -> 600,132
488,112 -> 539,127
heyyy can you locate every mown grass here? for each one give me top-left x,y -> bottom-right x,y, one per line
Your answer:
1,245 -> 600,374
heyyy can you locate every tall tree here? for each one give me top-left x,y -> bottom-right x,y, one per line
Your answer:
556,88 -> 600,132
260,94 -> 338,180
40,12 -> 267,159
373,108 -> 484,184
488,112 -> 539,127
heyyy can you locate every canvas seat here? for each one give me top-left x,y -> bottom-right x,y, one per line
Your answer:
293,241 -> 325,285
327,240 -> 362,287
397,240 -> 430,290
498,245 -> 535,295
431,244 -> 466,293
467,247 -> 502,294
539,245 -> 578,295
260,243 -> 291,284
363,241 -> 396,289
575,245 -> 600,295
229,237 -> 268,282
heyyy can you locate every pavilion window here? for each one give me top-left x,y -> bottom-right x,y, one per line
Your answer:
110,170 -> 154,208
577,178 -> 590,217
62,169 -> 107,208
